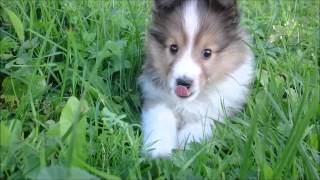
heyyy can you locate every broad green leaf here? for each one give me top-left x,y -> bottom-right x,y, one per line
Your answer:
1,76 -> 47,105
59,96 -> 89,164
3,7 -> 25,42
1,77 -> 28,98
37,165 -> 99,180
59,97 -> 79,137
0,123 -> 12,147
72,115 -> 88,163
29,75 -> 47,97
22,145 -> 41,179
46,122 -> 60,138
9,119 -> 22,141
259,70 -> 269,88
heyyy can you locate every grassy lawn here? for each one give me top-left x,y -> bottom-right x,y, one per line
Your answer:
0,0 -> 319,179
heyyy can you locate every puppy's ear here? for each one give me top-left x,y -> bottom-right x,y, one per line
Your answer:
207,0 -> 237,10
207,0 -> 238,14
153,0 -> 182,11
216,0 -> 236,8
207,0 -> 239,28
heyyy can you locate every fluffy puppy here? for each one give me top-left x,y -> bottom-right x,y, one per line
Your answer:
139,0 -> 254,158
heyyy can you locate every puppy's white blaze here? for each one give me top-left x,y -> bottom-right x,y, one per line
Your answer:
172,0 -> 201,80
183,0 -> 199,45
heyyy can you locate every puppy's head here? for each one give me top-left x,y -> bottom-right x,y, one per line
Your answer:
146,0 -> 248,101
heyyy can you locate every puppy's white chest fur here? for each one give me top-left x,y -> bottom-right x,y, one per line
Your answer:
140,60 -> 254,158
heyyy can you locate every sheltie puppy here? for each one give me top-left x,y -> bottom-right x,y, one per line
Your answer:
139,0 -> 255,158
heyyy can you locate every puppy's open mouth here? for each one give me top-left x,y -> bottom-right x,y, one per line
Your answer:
175,85 -> 193,98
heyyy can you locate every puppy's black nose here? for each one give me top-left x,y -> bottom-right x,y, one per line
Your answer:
176,78 -> 193,89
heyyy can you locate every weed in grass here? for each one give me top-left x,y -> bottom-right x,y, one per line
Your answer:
0,0 -> 319,179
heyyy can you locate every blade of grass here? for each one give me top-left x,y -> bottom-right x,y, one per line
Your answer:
273,81 -> 319,178
3,7 -> 25,42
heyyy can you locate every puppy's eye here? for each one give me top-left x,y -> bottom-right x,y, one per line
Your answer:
202,49 -> 212,59
170,44 -> 179,54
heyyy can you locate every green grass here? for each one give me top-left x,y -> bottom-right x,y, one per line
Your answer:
0,0 -> 319,179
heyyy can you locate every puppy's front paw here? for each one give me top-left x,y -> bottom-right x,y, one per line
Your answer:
142,104 -> 178,158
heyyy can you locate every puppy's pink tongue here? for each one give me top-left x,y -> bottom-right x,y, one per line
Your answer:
175,85 -> 190,97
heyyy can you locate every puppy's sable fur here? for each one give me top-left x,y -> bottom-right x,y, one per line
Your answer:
139,0 -> 255,158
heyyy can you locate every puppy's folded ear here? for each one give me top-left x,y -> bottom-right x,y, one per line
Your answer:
215,0 -> 236,8
207,0 -> 237,9
206,0 -> 239,28
153,0 -> 182,11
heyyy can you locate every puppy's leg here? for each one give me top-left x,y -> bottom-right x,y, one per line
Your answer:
142,104 -> 177,158
177,121 -> 212,149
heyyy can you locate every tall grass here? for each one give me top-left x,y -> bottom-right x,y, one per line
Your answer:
0,0 -> 319,179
